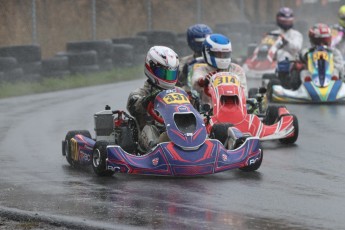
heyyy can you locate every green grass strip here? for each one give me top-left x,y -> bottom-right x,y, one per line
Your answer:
0,65 -> 142,99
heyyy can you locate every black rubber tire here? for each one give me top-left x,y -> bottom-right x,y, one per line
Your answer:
112,44 -> 134,67
66,40 -> 113,60
240,148 -> 263,172
42,56 -> 69,72
0,57 -> 18,71
70,65 -> 100,75
279,114 -> 299,144
42,70 -> 71,78
64,130 -> 92,167
137,30 -> 177,49
92,141 -> 115,177
264,105 -> 286,125
112,36 -> 148,55
231,135 -> 263,172
2,68 -> 24,82
20,61 -> 42,74
266,79 -> 281,102
0,45 -> 41,63
209,123 -> 233,146
67,50 -> 98,67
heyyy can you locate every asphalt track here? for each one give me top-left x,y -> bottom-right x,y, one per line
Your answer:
0,78 -> 344,229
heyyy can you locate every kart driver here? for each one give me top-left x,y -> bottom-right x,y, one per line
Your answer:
331,5 -> 345,55
126,46 -> 179,152
270,7 -> 303,62
299,23 -> 344,83
191,33 -> 248,106
177,24 -> 213,92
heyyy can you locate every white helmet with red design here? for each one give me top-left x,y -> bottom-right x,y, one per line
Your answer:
144,46 -> 179,89
308,23 -> 332,46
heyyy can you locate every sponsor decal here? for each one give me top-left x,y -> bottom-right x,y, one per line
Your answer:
163,93 -> 190,104
152,157 -> 159,166
222,154 -> 228,161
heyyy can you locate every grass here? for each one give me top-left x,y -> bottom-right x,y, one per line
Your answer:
0,65 -> 142,99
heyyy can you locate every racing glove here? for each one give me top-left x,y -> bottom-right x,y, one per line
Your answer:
142,89 -> 161,110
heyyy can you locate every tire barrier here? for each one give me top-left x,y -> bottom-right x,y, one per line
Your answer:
66,40 -> 113,71
65,50 -> 100,75
0,57 -> 24,82
112,36 -> 147,65
137,30 -> 177,50
42,56 -> 70,78
0,45 -> 42,81
112,44 -> 134,67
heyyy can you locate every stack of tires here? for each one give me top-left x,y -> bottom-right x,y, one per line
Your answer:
66,40 -> 114,74
41,56 -> 70,78
137,30 -> 178,51
0,45 -> 42,82
112,36 -> 147,65
0,57 -> 24,83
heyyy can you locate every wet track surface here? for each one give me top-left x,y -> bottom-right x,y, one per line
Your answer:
0,78 -> 344,229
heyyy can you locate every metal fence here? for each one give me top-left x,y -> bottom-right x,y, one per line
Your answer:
0,0 -> 342,58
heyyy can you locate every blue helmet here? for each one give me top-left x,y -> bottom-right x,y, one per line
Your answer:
187,24 -> 213,54
202,34 -> 232,70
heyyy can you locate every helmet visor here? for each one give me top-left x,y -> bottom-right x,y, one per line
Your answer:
209,50 -> 231,58
152,64 -> 178,81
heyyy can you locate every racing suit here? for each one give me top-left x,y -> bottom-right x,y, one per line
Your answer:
270,28 -> 303,62
126,80 -> 169,152
190,63 -> 248,106
177,54 -> 203,92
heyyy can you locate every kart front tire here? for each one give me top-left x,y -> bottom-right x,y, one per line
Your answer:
263,105 -> 286,125
279,114 -> 299,144
209,123 -> 233,146
92,141 -> 114,177
236,136 -> 263,172
64,130 -> 91,167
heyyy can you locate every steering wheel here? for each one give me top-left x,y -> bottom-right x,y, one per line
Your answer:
147,101 -> 164,124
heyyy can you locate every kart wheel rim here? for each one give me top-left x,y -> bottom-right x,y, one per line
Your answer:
93,149 -> 101,167
64,141 -> 69,157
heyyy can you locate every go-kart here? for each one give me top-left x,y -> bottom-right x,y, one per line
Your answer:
61,88 -> 263,177
242,32 -> 282,78
266,46 -> 345,103
200,72 -> 298,144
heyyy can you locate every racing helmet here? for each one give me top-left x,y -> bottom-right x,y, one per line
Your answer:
276,7 -> 294,31
338,5 -> 345,28
187,24 -> 213,55
202,34 -> 232,70
144,46 -> 179,89
308,23 -> 332,46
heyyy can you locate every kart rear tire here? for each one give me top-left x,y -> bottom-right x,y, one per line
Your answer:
236,136 -> 263,172
209,123 -> 233,146
267,79 -> 281,102
263,105 -> 286,125
92,141 -> 114,177
64,130 -> 91,167
279,114 -> 299,144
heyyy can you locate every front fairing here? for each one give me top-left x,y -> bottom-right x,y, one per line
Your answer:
154,88 -> 207,150
105,138 -> 261,176
307,48 -> 334,87
209,73 -> 247,124
271,80 -> 345,103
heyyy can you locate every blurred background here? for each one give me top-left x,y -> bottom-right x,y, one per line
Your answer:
0,0 -> 342,58
0,0 -> 342,84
